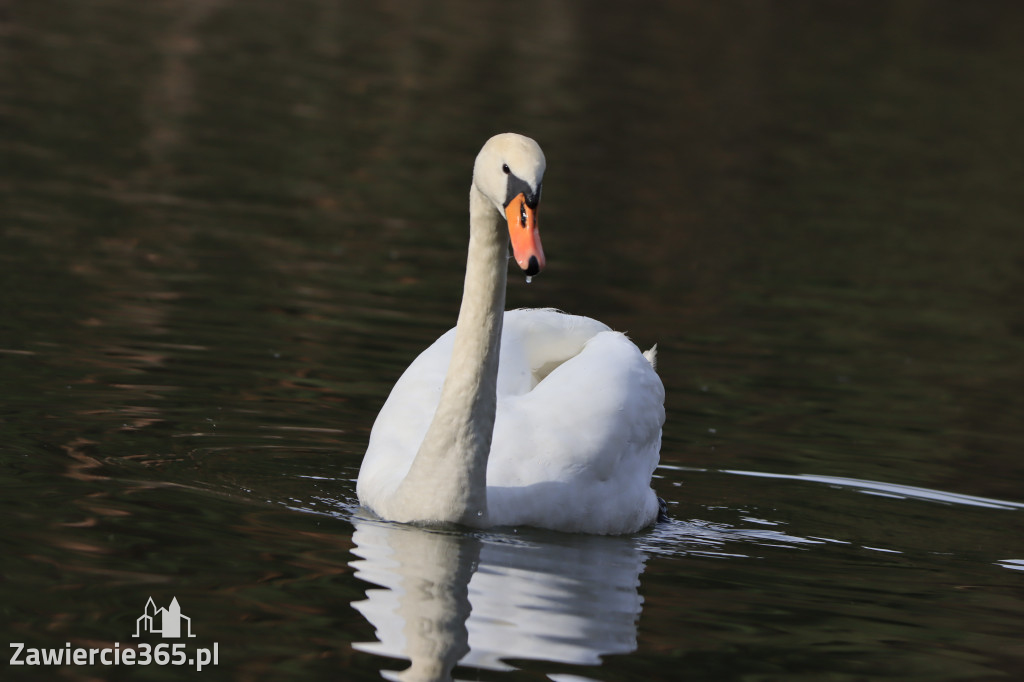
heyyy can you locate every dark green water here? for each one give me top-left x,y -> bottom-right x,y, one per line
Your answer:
3,2 -> 1024,680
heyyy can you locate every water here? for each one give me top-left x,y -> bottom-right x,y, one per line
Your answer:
3,1 -> 1024,680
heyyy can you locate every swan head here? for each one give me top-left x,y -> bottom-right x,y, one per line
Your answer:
473,133 -> 547,277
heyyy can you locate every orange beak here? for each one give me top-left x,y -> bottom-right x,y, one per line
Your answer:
504,193 -> 545,276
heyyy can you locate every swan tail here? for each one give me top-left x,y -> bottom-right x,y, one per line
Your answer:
643,344 -> 658,371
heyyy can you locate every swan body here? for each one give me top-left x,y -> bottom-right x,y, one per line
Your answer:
356,134 -> 665,535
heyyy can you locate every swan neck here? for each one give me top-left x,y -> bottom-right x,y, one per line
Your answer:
393,184 -> 506,526
447,187 -> 507,420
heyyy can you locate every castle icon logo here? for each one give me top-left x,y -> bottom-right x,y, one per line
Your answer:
132,597 -> 196,638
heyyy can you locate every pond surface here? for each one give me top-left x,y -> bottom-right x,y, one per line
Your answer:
3,1 -> 1024,680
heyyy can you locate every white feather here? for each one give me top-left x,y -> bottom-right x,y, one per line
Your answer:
358,310 -> 664,534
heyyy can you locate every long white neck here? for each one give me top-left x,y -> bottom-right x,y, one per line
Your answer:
392,184 -> 507,526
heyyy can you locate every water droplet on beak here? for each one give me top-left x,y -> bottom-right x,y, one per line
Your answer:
525,275 -> 533,284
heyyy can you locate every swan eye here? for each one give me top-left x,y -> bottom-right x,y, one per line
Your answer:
502,163 -> 510,175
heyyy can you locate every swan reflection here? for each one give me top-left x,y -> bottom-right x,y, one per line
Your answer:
349,518 -> 647,681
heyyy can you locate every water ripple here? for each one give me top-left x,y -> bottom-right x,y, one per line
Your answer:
660,466 -> 1024,511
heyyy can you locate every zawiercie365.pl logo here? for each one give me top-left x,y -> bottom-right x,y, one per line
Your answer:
10,597 -> 219,671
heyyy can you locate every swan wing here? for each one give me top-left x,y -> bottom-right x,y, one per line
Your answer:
357,326 -> 457,505
488,311 -> 665,534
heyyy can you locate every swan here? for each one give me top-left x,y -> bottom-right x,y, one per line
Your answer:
356,133 -> 665,535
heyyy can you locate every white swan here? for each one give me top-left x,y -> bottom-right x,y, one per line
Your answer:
357,133 -> 665,535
